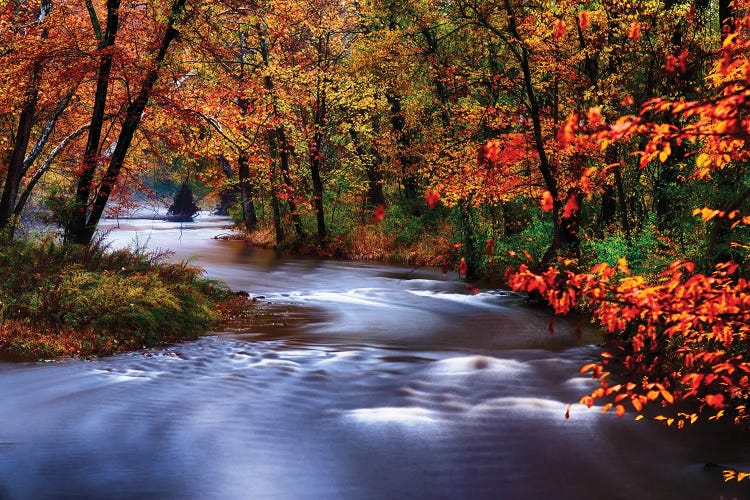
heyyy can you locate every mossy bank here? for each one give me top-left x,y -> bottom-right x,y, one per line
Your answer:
0,237 -> 250,360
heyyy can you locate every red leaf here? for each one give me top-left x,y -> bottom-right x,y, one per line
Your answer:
628,21 -> 640,41
424,190 -> 441,209
485,238 -> 495,255
553,19 -> 566,39
678,48 -> 689,73
373,204 -> 386,224
477,140 -> 502,168
705,394 -> 725,409
563,196 -> 580,219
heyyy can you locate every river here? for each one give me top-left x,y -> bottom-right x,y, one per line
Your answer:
0,214 -> 746,499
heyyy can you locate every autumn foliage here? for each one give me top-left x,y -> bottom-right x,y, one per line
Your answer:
508,5 -> 750,437
510,259 -> 750,426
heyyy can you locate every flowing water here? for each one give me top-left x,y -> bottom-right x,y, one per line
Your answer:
0,215 -> 747,499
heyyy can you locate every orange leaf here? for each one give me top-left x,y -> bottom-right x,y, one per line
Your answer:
553,19 -> 566,39
580,363 -> 598,374
632,397 -> 643,412
578,10 -> 590,31
660,390 -> 675,404
556,113 -> 578,146
628,21 -> 640,41
586,106 -> 602,127
541,191 -> 554,212
617,257 -> 630,275
705,394 -> 725,409
615,404 -> 625,418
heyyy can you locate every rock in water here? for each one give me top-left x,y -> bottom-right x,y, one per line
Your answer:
166,182 -> 199,222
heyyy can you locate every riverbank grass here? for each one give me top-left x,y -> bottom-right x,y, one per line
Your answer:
0,237 -> 247,359
239,221 -> 456,268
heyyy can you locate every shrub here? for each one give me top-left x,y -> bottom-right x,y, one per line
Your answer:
0,236 -> 232,356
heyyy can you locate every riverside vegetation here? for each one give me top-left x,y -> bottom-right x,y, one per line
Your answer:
0,235 -> 250,360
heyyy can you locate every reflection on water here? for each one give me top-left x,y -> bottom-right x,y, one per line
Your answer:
0,214 -> 745,499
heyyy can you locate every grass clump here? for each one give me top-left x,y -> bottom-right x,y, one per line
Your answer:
0,236 -> 244,360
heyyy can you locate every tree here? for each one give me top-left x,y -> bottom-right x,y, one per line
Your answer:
0,0 -> 86,234
67,0 -> 192,245
508,5 -> 750,432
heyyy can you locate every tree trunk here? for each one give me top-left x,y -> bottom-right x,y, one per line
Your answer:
258,26 -> 304,239
237,151 -> 257,231
11,124 -> 90,238
276,127 -> 304,238
501,0 -> 561,262
214,154 -> 238,216
386,92 -> 419,202
0,0 -> 51,231
458,200 -> 480,280
266,129 -> 288,245
310,107 -> 326,240
23,88 -> 74,174
266,129 -> 284,245
0,68 -> 40,231
613,165 -> 630,241
707,185 -> 750,268
349,127 -> 385,209
73,0 -> 186,245
69,0 -> 121,243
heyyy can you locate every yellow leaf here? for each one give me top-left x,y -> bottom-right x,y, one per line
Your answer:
696,153 -> 711,169
659,143 -> 671,163
661,389 -> 675,404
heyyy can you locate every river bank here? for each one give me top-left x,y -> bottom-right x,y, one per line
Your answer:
0,234 -> 253,360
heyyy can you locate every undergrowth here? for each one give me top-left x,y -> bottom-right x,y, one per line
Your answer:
0,235 -> 247,360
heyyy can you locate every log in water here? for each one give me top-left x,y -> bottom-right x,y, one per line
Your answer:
0,214 -> 745,499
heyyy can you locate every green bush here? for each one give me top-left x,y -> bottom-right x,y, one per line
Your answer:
581,222 -> 674,278
0,236 -> 227,350
491,214 -> 554,273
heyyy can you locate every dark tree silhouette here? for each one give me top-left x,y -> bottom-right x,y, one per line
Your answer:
166,182 -> 199,222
